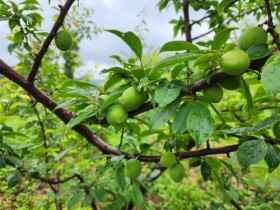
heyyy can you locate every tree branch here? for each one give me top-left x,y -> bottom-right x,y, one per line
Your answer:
183,0 -> 192,42
264,0 -> 280,50
28,0 -> 76,83
40,173 -> 84,184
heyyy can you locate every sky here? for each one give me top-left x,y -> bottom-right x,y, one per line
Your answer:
0,0 -> 210,80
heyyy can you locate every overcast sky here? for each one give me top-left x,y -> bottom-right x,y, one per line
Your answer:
0,0 -> 210,79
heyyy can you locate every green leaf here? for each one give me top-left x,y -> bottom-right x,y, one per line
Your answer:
241,78 -> 254,111
246,43 -> 272,60
172,102 -> 194,135
218,0 -> 235,15
53,99 -> 82,112
154,83 -> 181,107
227,127 -> 252,134
13,31 -> 24,42
100,67 -> 131,75
7,172 -> 20,188
115,167 -> 126,190
104,74 -> 122,91
7,42 -> 21,54
261,58 -> 280,97
159,41 -> 199,53
201,161 -> 211,181
150,100 -> 180,129
131,183 -> 143,207
237,139 -> 268,173
66,105 -> 97,131
26,171 -> 40,179
68,192 -> 84,210
60,80 -> 98,91
0,154 -> 6,169
99,92 -> 122,112
211,28 -> 236,50
250,116 -> 280,133
264,144 -> 280,173
152,53 -> 199,71
187,104 -> 214,147
107,30 -> 142,59
219,159 -> 239,183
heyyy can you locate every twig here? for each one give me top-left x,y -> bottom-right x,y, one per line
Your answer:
230,198 -> 242,210
28,0 -> 76,83
40,173 -> 84,184
264,0 -> 280,49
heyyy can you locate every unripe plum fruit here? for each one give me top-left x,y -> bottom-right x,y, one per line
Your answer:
202,85 -> 223,103
238,27 -> 268,51
220,50 -> 250,75
121,86 -> 146,111
124,159 -> 142,180
169,162 -> 185,182
160,152 -> 176,168
219,75 -> 242,90
55,30 -> 73,51
106,104 -> 128,126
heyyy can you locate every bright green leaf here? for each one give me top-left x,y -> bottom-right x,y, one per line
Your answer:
265,144 -> 280,173
154,83 -> 181,107
211,28 -> 236,50
261,59 -> 280,97
159,40 -> 199,53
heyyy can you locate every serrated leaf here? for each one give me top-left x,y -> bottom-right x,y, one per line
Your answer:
99,92 -> 122,111
250,116 -> 280,133
211,28 -> 236,50
154,84 -> 180,107
150,100 -> 180,129
68,192 -> 84,210
261,59 -> 280,97
241,78 -> 254,111
187,104 -> 214,147
246,43 -> 272,60
172,102 -> 194,135
201,161 -> 211,181
107,30 -> 142,59
159,40 -> 199,53
265,144 -> 280,173
237,139 -> 267,173
66,105 -> 97,131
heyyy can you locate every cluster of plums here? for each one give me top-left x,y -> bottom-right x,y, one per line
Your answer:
105,87 -> 147,126
124,152 -> 184,182
191,27 -> 268,103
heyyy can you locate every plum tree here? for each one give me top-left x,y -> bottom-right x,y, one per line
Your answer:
219,75 -> 242,90
220,50 -> 250,75
106,104 -> 128,126
55,30 -> 73,51
202,85 -> 223,103
169,163 -> 185,182
124,159 -> 142,179
238,27 -> 268,51
121,86 -> 146,111
160,152 -> 176,168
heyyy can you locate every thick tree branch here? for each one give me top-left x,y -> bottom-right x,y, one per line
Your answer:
183,0 -> 192,42
28,0 -> 76,83
264,0 -> 280,50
